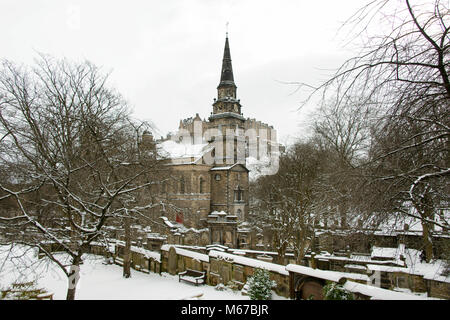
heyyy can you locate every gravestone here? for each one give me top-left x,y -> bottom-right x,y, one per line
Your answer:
220,264 -> 231,284
225,231 -> 232,245
192,259 -> 202,271
233,265 -> 244,283
168,247 -> 177,275
211,259 -> 219,273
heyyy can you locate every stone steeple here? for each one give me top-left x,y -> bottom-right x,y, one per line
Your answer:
218,35 -> 235,88
211,35 -> 243,118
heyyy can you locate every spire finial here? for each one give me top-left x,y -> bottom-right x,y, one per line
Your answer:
226,22 -> 229,38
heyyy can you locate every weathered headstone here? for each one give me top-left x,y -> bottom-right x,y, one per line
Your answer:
233,267 -> 244,283
211,259 -> 219,273
225,231 -> 232,245
221,264 -> 230,284
192,259 -> 202,271
168,246 -> 177,275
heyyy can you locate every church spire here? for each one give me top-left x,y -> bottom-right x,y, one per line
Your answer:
210,34 -> 243,118
219,35 -> 235,87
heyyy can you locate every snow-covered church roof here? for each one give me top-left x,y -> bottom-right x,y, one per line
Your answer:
157,140 -> 213,164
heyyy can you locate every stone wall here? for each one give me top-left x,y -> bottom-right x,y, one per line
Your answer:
159,245 -> 291,298
429,279 -> 450,299
315,230 -> 450,260
111,242 -> 449,300
114,243 -> 161,274
166,164 -> 212,228
210,165 -> 249,220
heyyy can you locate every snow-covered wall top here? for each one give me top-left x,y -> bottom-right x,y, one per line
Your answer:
161,244 -> 210,262
286,264 -> 349,283
366,264 -> 409,273
161,216 -> 175,228
209,250 -> 289,276
371,245 -> 404,260
115,240 -> 161,262
131,246 -> 161,263
343,280 -> 436,300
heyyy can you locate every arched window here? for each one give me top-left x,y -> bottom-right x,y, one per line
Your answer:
234,186 -> 243,202
199,177 -> 205,194
236,209 -> 242,219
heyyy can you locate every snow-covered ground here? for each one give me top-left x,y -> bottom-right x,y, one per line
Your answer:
0,245 -> 287,300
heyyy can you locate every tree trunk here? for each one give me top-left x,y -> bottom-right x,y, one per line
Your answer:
421,219 -> 433,263
66,286 -> 76,300
339,203 -> 347,229
123,216 -> 131,278
296,246 -> 306,265
295,229 -> 308,265
418,192 -> 434,263
66,257 -> 81,300
275,240 -> 287,265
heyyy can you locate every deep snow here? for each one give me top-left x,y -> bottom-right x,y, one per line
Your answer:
0,245 -> 287,300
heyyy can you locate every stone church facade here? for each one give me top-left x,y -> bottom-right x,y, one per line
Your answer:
149,35 -> 279,248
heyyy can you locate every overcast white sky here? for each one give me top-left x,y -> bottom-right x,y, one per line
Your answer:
1,0 -> 367,145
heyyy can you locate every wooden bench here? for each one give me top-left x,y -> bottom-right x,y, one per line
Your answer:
36,292 -> 54,300
178,269 -> 206,286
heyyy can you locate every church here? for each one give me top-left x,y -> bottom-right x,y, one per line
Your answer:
147,35 -> 279,248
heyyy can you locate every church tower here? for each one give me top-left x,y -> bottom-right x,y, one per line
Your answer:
209,35 -> 246,166
208,34 -> 249,239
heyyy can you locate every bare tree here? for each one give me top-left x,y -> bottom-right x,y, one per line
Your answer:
299,0 -> 449,261
0,55 -> 163,299
254,141 -> 326,264
311,98 -> 378,231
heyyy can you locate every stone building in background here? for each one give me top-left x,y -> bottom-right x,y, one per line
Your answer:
146,35 -> 280,248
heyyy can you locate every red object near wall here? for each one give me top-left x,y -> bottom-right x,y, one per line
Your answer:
176,212 -> 184,224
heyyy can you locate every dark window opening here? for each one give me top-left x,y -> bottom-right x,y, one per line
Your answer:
199,177 -> 205,193
180,176 -> 185,194
234,187 -> 243,202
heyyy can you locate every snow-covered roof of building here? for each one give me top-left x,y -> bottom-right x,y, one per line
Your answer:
209,250 -> 289,276
210,165 -> 234,171
210,163 -> 249,172
157,140 -> 213,162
